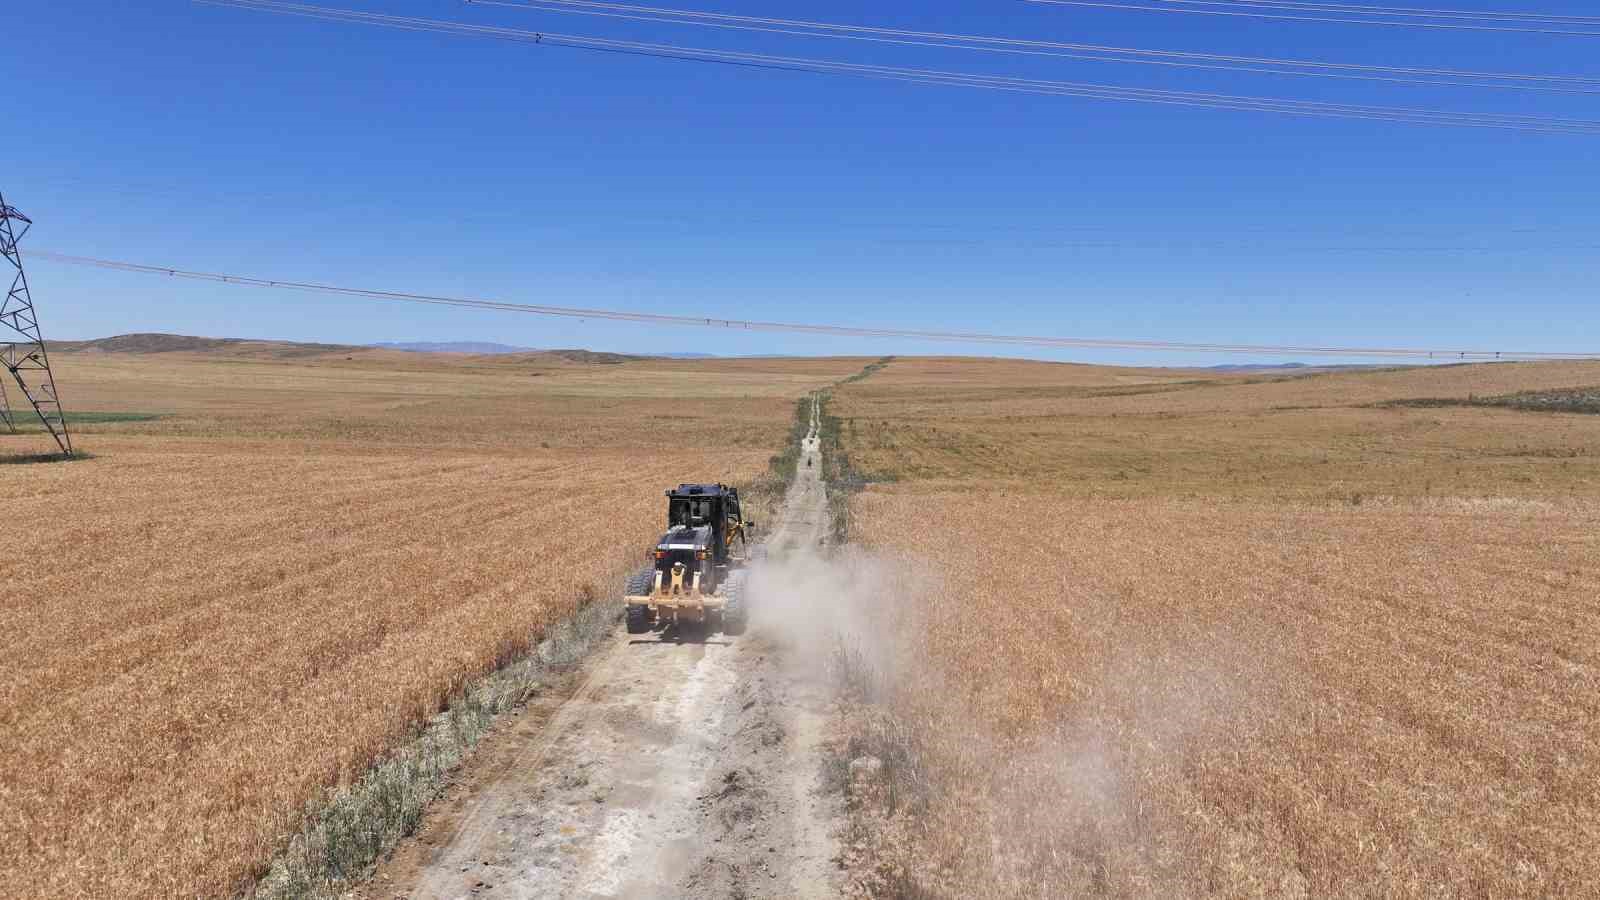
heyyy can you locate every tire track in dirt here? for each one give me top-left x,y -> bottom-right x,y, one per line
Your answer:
366,408 -> 841,899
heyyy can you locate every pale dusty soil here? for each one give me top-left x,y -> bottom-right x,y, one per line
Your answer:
361,428 -> 842,900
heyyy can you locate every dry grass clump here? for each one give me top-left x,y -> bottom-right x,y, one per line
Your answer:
0,348 -> 857,898
827,357 -> 1600,898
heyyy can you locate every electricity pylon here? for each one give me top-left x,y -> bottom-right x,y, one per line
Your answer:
0,189 -> 72,456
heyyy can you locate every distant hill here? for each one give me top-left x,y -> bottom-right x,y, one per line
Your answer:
496,348 -> 644,365
51,333 -> 361,357
48,333 -> 725,363
371,341 -> 533,354
1202,362 -> 1397,374
374,339 -> 713,357
1205,362 -> 1311,373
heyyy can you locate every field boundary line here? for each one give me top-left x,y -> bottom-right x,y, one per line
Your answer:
410,633 -> 628,897
246,585 -> 627,899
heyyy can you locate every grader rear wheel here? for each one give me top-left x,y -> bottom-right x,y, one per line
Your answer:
625,604 -> 651,634
722,578 -> 748,636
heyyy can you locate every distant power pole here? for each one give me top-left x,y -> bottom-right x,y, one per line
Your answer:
0,189 -> 72,456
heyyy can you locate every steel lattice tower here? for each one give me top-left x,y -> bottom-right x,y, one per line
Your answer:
0,189 -> 72,456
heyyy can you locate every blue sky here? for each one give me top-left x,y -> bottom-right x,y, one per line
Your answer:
7,0 -> 1598,363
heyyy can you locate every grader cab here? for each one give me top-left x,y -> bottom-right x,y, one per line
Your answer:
624,484 -> 753,635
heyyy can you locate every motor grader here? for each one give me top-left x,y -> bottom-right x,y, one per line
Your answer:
625,483 -> 753,635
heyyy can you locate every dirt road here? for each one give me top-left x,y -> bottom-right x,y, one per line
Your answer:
368,413 -> 840,899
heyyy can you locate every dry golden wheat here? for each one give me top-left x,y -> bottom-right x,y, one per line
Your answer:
831,357 -> 1600,899
1,347 -> 858,898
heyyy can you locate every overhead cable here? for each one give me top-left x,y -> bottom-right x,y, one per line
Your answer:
469,0 -> 1600,92
1113,0 -> 1600,24
29,250 -> 1598,360
1022,0 -> 1600,36
196,1 -> 1600,134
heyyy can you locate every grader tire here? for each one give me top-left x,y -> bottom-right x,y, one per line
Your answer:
722,579 -> 748,636
625,569 -> 654,597
625,604 -> 651,634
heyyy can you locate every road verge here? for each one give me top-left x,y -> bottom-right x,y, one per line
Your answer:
249,588 -> 622,898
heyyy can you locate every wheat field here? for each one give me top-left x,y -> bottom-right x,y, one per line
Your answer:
832,357 -> 1600,499
830,357 -> 1600,898
0,344 -> 861,898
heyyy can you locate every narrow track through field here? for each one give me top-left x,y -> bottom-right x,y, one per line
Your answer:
367,411 -> 840,899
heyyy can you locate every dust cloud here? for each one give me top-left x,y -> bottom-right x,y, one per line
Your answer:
744,547 -> 924,690
741,544 -> 1292,897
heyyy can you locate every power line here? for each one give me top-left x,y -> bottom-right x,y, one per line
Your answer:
29,250 -> 1599,361
887,239 -> 1600,251
198,1 -> 1600,134
469,0 -> 1600,93
1131,0 -> 1600,24
1022,0 -> 1600,36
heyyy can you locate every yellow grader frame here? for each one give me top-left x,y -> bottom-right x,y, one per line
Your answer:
625,482 -> 751,635
627,560 -> 729,627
